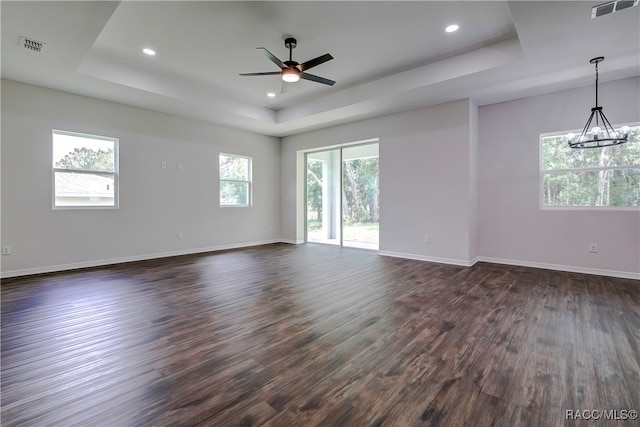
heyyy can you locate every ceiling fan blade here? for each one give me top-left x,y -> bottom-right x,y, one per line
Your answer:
239,72 -> 281,76
257,47 -> 286,69
301,72 -> 336,86
300,53 -> 333,71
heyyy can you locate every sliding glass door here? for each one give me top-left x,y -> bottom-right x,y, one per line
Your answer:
341,144 -> 379,249
305,142 -> 379,250
306,148 -> 341,245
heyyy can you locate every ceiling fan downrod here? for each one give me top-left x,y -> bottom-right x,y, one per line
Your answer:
284,37 -> 297,63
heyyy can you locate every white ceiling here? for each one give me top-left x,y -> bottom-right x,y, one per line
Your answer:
2,1 -> 639,137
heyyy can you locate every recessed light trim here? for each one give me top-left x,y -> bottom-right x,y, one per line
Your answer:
445,24 -> 459,33
142,48 -> 156,56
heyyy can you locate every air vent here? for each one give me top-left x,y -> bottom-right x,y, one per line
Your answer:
592,0 -> 638,18
19,36 -> 46,53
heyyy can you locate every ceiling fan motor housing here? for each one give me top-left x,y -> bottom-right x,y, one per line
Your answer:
284,37 -> 297,49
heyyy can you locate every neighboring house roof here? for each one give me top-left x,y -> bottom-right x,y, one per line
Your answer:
55,172 -> 114,197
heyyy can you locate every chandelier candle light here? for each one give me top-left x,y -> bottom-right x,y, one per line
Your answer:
568,57 -> 630,149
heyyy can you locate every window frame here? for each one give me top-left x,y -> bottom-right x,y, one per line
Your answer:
539,123 -> 640,211
52,129 -> 119,210
219,152 -> 252,207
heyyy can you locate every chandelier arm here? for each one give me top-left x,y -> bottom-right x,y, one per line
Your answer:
597,110 -> 617,138
580,110 -> 596,138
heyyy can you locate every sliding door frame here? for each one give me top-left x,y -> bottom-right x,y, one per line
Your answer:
303,139 -> 379,249
304,147 -> 343,246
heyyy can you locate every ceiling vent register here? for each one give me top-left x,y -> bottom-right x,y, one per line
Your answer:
591,0 -> 638,18
19,36 -> 46,53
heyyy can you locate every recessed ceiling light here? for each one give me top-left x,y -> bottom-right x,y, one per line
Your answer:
142,48 -> 156,56
267,92 -> 276,98
445,24 -> 459,33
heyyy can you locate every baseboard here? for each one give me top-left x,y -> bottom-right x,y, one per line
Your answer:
378,250 -> 476,267
476,257 -> 640,280
4,244 -> 636,280
1,239 -> 282,279
278,239 -> 305,245
376,251 -> 638,280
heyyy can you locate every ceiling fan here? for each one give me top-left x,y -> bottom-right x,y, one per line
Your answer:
239,37 -> 335,89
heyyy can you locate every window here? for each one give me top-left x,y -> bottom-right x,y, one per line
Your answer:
540,124 -> 639,208
52,130 -> 118,208
219,153 -> 251,207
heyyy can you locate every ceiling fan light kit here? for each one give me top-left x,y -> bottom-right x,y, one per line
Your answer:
240,37 -> 336,88
568,56 -> 630,149
282,68 -> 300,83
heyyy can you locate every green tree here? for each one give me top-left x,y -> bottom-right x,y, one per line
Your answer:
542,126 -> 640,207
219,154 -> 250,205
306,156 -> 379,225
56,147 -> 114,172
307,160 -> 323,222
342,157 -> 379,223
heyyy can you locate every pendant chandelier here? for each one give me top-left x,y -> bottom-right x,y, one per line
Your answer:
568,57 -> 630,149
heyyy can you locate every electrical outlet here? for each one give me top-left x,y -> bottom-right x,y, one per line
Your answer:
590,243 -> 597,253
424,235 -> 430,244
177,163 -> 183,171
161,161 -> 167,169
2,246 -> 11,255
177,232 -> 183,240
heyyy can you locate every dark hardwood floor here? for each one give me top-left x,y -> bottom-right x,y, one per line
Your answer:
1,243 -> 639,426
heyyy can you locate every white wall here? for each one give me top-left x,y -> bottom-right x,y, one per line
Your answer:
469,100 -> 479,262
478,77 -> 640,277
1,80 -> 281,277
3,77 -> 637,279
281,99 -> 476,265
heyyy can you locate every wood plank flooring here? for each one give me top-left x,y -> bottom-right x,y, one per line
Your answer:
1,243 -> 639,426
